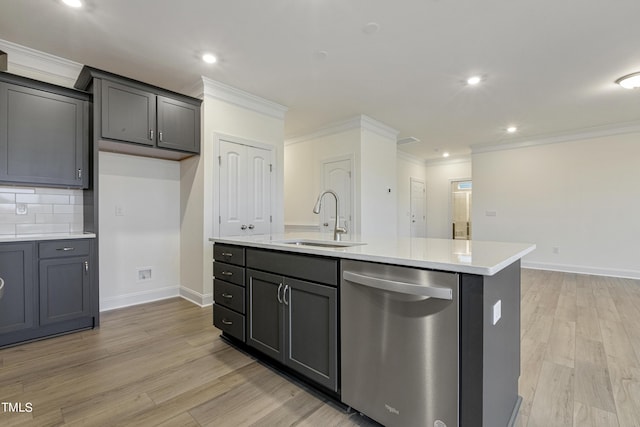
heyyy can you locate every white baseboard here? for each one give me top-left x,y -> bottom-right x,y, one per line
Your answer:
100,286 -> 180,312
179,286 -> 213,307
522,261 -> 640,280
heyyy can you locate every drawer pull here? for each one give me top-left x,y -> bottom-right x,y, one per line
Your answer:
221,252 -> 233,257
0,277 -> 5,300
57,247 -> 75,251
221,319 -> 233,325
221,271 -> 233,276
221,293 -> 233,299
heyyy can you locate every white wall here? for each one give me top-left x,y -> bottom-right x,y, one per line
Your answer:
180,80 -> 285,305
360,127 -> 397,239
284,128 -> 360,230
99,152 -> 181,310
424,159 -> 472,238
472,133 -> 640,278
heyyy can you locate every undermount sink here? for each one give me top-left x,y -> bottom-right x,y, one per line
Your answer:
274,239 -> 366,249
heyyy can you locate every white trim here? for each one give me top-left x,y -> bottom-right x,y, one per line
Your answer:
397,150 -> 427,166
286,114 -> 399,146
522,261 -> 640,280
0,38 -> 82,87
180,286 -> 213,307
424,155 -> 472,166
201,76 -> 288,119
472,120 -> 640,155
99,286 -> 180,312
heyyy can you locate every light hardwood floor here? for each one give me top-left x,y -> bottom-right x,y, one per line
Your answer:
1,269 -> 639,426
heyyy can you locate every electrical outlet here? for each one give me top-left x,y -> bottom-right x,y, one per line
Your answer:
137,267 -> 152,282
16,203 -> 28,215
552,246 -> 560,254
492,300 -> 502,325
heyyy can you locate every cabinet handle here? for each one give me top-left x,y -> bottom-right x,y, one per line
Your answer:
77,169 -> 82,179
221,252 -> 233,257
277,283 -> 283,304
240,224 -> 247,230
248,224 -> 255,230
84,261 -> 89,272
221,319 -> 233,325
56,247 -> 75,251
149,129 -> 154,140
220,271 -> 233,276
0,277 -> 5,300
159,132 -> 163,142
283,285 -> 290,306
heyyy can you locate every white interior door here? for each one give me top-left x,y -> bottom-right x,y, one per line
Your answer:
410,178 -> 426,237
321,158 -> 352,238
219,140 -> 272,237
451,180 -> 472,240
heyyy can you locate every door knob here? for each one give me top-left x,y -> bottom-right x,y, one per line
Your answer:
323,223 -> 329,227
240,224 -> 247,230
248,224 -> 255,230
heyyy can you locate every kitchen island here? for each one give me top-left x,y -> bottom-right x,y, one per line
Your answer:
209,233 -> 535,427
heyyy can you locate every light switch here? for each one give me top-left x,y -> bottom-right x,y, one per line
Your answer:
493,300 -> 502,325
115,205 -> 124,216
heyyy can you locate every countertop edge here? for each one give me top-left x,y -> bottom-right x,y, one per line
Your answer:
0,233 -> 97,243
210,236 -> 536,276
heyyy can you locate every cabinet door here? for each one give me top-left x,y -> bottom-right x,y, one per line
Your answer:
284,278 -> 338,391
101,79 -> 155,146
0,243 -> 34,334
0,82 -> 86,187
39,256 -> 90,325
246,269 -> 284,362
156,95 -> 200,153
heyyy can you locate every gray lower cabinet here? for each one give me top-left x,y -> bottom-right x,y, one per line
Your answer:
0,239 -> 95,348
0,243 -> 34,335
247,268 -> 338,392
213,244 -> 246,342
0,73 -> 89,188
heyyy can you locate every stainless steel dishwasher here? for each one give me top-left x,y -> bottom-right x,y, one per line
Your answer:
341,260 -> 459,427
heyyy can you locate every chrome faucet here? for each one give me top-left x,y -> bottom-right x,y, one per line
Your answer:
313,190 -> 347,241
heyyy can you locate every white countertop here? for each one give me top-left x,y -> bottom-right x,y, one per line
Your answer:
0,233 -> 96,243
210,232 -> 536,276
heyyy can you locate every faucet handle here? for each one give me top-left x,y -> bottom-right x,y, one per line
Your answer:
336,226 -> 347,234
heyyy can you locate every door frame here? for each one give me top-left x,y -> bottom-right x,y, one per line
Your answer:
449,177 -> 472,240
213,132 -> 276,237
320,153 -> 356,236
409,177 -> 426,237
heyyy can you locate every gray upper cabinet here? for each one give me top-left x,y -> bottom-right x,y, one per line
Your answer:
0,73 -> 89,188
101,79 -> 155,146
0,242 -> 34,336
157,95 -> 199,152
76,66 -> 201,159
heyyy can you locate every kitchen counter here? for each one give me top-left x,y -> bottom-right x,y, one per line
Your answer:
210,232 -> 535,276
0,232 -> 96,243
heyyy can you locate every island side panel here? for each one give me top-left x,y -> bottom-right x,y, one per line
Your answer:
483,260 -> 521,427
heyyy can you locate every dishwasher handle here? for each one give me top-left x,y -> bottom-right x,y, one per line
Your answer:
343,270 -> 453,300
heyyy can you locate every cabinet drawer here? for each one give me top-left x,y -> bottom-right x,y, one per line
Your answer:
39,240 -> 91,258
213,262 -> 244,286
214,304 -> 245,342
246,248 -> 338,286
214,244 -> 245,266
214,279 -> 245,314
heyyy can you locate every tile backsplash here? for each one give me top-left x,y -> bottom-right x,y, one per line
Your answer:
0,185 -> 83,235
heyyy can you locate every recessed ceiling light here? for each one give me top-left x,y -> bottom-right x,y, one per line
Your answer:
363,22 -> 380,35
62,0 -> 82,7
202,53 -> 217,64
467,76 -> 481,86
507,126 -> 518,133
616,72 -> 640,89
443,152 -> 450,158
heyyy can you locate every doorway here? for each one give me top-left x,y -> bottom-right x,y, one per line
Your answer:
321,156 -> 354,239
451,180 -> 472,240
409,178 -> 426,237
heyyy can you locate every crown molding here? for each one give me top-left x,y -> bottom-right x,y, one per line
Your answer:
472,120 -> 640,155
424,155 -> 472,166
285,114 -> 399,146
0,39 -> 82,87
396,150 -> 427,166
201,76 -> 288,120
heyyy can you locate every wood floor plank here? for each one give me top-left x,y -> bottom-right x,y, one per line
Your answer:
0,272 -> 639,427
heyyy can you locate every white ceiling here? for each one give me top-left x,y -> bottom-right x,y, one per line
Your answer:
1,0 -> 639,160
